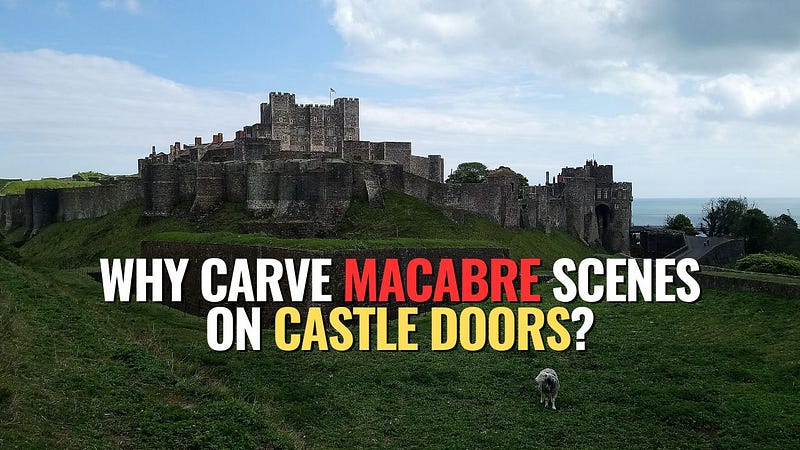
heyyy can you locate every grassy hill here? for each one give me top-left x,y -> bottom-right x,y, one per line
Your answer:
6,192 -> 798,447
0,179 -> 20,192
15,192 -> 596,269
0,179 -> 99,195
1,256 -> 798,448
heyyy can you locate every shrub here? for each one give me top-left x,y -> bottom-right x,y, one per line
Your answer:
732,253 -> 800,276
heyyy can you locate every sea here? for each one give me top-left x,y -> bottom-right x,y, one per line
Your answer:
632,198 -> 800,227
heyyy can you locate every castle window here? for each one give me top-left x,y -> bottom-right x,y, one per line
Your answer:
596,189 -> 601,199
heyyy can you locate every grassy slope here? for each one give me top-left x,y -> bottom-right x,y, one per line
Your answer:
152,231 -> 498,250
0,258 -> 295,449
17,192 -> 596,269
0,179 -> 20,191
16,203 -> 250,269
8,192 -> 798,447
337,192 -> 595,264
0,179 -> 99,195
1,257 -> 798,448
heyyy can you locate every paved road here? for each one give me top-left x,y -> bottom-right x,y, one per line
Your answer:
669,236 -> 731,260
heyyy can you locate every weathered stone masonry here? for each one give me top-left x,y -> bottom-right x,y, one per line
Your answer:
1,90 -> 632,254
138,91 -> 633,253
0,177 -> 142,238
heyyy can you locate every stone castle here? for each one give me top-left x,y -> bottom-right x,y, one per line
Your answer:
1,91 -> 632,253
138,91 -> 632,252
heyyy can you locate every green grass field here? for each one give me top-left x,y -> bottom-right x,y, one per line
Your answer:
0,179 -> 99,195
152,231 -> 500,250
72,171 -> 108,180
3,191 -> 799,448
0,179 -> 21,192
1,257 -> 797,448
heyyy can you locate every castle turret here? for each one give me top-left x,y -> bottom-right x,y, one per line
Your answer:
266,92 -> 295,151
333,97 -> 359,142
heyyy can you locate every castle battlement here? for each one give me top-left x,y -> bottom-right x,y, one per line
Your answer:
1,89 -> 632,253
133,90 -> 632,252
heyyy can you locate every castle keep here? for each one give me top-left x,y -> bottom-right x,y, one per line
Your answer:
1,90 -> 632,253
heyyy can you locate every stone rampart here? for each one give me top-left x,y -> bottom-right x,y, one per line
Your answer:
698,238 -> 745,266
24,188 -> 59,238
21,179 -> 142,237
57,177 -> 141,221
694,270 -> 800,299
191,163 -> 226,215
0,194 -> 25,232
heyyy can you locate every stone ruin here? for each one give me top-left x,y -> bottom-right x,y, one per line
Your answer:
0,90 -> 632,253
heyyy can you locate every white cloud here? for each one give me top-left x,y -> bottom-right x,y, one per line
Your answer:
700,70 -> 800,119
99,0 -> 140,14
4,0 -> 800,200
330,0 -> 636,84
327,0 -> 800,196
329,0 -> 800,118
0,49 -> 260,178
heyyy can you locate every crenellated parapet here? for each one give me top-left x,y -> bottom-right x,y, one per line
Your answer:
136,90 -> 631,251
256,92 -> 360,153
521,160 -> 632,253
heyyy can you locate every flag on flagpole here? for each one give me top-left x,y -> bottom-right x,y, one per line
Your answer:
330,88 -> 336,94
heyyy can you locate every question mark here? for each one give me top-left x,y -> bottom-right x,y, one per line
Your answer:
571,307 -> 595,351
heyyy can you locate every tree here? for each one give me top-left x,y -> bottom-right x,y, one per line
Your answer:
446,162 -> 488,183
702,197 -> 748,236
665,213 -> 696,235
738,208 -> 773,253
771,214 -> 800,256
774,213 -> 798,230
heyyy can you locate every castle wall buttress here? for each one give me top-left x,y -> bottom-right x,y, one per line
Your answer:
563,178 -> 600,246
609,182 -> 632,253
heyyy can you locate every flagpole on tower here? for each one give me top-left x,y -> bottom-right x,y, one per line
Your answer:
330,87 -> 336,106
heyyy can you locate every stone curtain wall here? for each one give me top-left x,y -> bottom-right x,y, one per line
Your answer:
58,178 -> 142,221
23,189 -> 59,237
140,241 -> 509,327
637,229 -> 685,258
698,239 -> 745,266
399,172 -> 521,227
694,270 -> 800,299
244,159 -> 354,229
19,179 -> 143,237
138,156 -> 630,252
1,194 -> 25,232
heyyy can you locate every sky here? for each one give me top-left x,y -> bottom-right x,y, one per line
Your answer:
1,0 -> 799,198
